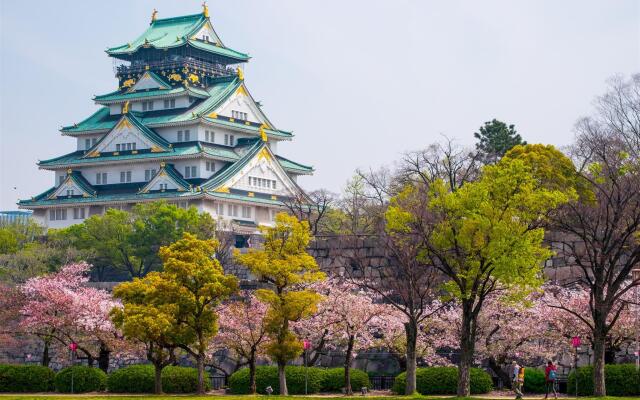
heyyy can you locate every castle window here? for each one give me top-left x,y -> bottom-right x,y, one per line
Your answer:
184,130 -> 191,141
96,172 -> 107,184
159,183 -> 168,190
120,171 -> 132,183
58,176 -> 64,185
232,110 -> 248,120
66,189 -> 74,197
206,161 -> 215,172
92,138 -> 98,146
142,101 -> 154,111
241,206 -> 252,218
85,138 -> 91,149
144,169 -> 157,181
215,202 -> 224,215
50,209 -> 67,221
164,99 -> 176,109
73,208 -> 86,220
185,166 -> 197,178
249,176 -> 277,190
178,131 -> 183,142
224,134 -> 235,146
205,130 -> 214,142
227,204 -> 238,217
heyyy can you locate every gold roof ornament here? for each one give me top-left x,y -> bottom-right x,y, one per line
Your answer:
160,162 -> 166,167
67,168 -> 72,175
151,9 -> 158,23
122,101 -> 130,114
202,1 -> 209,18
260,124 -> 268,142
237,67 -> 244,81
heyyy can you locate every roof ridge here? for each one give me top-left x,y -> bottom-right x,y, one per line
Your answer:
152,13 -> 204,25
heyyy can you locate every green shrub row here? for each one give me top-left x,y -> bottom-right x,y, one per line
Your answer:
0,363 -> 208,394
228,366 -> 370,394
107,364 -> 211,393
568,364 -> 640,396
0,365 -> 56,392
522,368 -> 546,393
392,367 -> 493,395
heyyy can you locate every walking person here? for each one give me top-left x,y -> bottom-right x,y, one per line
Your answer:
544,360 -> 558,399
512,361 -> 524,399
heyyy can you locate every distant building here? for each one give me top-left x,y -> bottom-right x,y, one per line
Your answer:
19,5 -> 313,232
0,210 -> 33,226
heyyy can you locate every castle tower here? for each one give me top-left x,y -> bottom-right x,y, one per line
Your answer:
19,7 -> 313,234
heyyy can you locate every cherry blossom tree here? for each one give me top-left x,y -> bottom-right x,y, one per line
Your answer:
20,262 -> 122,371
215,293 -> 269,394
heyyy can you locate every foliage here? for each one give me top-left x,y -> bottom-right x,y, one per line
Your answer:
228,366 -> 325,394
54,366 -> 107,393
161,366 -> 211,393
392,367 -> 493,395
523,368 -> 546,394
107,365 -> 155,393
0,364 -> 55,392
57,202 -> 217,278
19,263 -> 121,369
321,368 -> 370,392
235,213 -> 324,395
106,364 -> 210,394
474,119 -> 525,162
568,364 -> 640,396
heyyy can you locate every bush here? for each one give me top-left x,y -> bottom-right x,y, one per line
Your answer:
392,367 -> 493,395
162,366 -> 211,393
0,364 -> 55,392
229,366 -> 325,394
567,364 -> 640,396
107,365 -> 154,393
54,366 -> 107,393
321,368 -> 370,392
523,368 -> 546,394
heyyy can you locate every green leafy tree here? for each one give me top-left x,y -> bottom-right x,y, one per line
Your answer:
157,233 -> 238,394
235,213 -> 325,395
111,277 -> 180,394
59,202 -> 217,279
386,145 -> 574,396
474,119 -> 525,163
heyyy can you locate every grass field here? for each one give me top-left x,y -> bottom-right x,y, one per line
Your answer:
2,396 -> 640,400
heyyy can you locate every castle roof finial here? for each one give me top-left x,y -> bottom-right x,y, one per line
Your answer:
260,124 -> 268,142
122,101 -> 130,114
202,2 -> 209,18
151,9 -> 158,23
237,67 -> 244,81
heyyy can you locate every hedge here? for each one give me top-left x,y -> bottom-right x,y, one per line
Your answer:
392,367 -> 493,395
0,364 -> 55,392
107,364 -> 211,393
523,368 -> 546,394
229,366 -> 328,394
54,366 -> 107,393
321,368 -> 370,392
568,364 -> 640,396
161,366 -> 211,393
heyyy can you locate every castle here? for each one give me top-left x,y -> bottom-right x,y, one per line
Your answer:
19,5 -> 313,235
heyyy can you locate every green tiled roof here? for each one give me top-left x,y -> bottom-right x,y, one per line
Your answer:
20,188 -> 201,208
201,139 -> 264,190
94,86 -> 209,104
275,155 -> 314,174
62,77 -> 241,133
139,163 -> 191,193
106,13 -> 249,62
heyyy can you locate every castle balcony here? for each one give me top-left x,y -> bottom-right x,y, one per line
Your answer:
114,58 -> 236,79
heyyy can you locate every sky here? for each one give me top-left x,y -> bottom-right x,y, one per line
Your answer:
0,0 -> 638,209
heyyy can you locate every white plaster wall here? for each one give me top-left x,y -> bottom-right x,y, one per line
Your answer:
41,206 -> 89,229
76,134 -> 105,151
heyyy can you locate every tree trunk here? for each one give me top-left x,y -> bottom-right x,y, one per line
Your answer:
153,363 -> 163,394
592,328 -> 607,397
196,353 -> 206,395
457,301 -> 475,397
278,361 -> 288,395
41,339 -> 51,367
404,320 -> 418,395
345,334 -> 355,395
249,350 -> 257,394
98,343 -> 110,373
488,356 -> 511,389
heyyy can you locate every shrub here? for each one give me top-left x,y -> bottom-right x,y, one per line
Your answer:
392,367 -> 493,395
567,364 -> 640,396
54,366 -> 107,393
321,368 -> 370,392
0,364 -> 55,392
107,365 -> 154,393
229,366 -> 325,394
162,366 -> 211,393
523,368 -> 546,394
